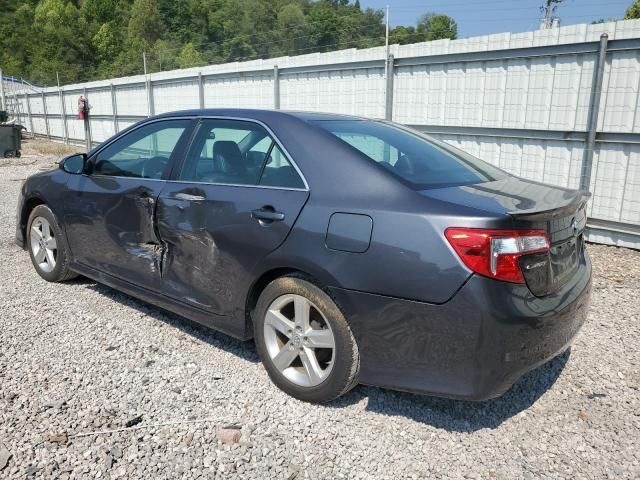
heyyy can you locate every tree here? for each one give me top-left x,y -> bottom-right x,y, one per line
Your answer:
127,0 -> 163,46
626,0 -> 640,19
416,13 -> 457,41
0,0 -> 460,84
152,39 -> 178,72
276,3 -> 307,55
223,36 -> 256,61
31,0 -> 90,83
307,2 -> 340,51
177,42 -> 204,68
390,25 -> 417,45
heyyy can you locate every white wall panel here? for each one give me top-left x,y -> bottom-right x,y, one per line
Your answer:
87,89 -> 113,116
482,62 -> 506,127
549,55 -> 582,130
204,74 -> 273,109
44,94 -> 61,115
115,85 -> 147,116
600,50 -> 640,133
48,118 -> 64,138
89,118 -> 116,142
436,135 -> 581,191
503,60 -> 529,128
524,58 -> 555,129
589,144 -> 629,221
66,118 -> 86,141
31,116 -> 46,135
574,55 -> 597,131
280,68 -> 384,117
622,145 -> 640,224
28,95 -> 44,115
154,80 -> 199,113
542,141 -> 573,188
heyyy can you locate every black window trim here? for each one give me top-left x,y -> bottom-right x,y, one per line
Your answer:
167,116 -> 309,192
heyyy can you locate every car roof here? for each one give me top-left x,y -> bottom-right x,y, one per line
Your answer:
153,108 -> 370,123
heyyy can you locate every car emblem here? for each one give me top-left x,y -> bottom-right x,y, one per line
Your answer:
571,218 -> 577,236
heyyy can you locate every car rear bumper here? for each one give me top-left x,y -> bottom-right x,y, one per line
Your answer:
329,252 -> 591,400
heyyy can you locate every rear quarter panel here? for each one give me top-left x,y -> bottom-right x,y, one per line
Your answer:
258,191 -> 512,304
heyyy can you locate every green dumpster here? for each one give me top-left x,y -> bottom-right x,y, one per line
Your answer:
0,111 -> 8,123
0,124 -> 22,158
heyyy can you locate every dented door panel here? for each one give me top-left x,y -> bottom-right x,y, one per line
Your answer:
63,175 -> 167,291
156,182 -> 309,316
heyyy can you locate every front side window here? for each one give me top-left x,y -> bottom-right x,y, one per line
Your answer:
179,119 -> 304,189
314,120 -> 505,189
92,120 -> 190,179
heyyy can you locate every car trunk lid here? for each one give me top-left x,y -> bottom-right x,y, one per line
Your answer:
420,176 -> 590,296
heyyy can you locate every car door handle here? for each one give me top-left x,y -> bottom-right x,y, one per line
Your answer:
174,192 -> 205,201
252,207 -> 285,222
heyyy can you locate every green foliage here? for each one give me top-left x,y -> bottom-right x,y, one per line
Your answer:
177,42 -> 205,68
128,0 -> 163,46
416,13 -> 458,41
0,0 -> 458,85
389,12 -> 457,45
626,0 -> 640,19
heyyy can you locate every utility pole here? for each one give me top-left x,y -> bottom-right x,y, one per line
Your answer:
143,51 -> 148,76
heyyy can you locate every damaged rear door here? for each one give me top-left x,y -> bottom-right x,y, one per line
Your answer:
63,118 -> 194,291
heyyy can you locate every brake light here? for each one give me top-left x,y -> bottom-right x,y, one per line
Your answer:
445,228 -> 549,283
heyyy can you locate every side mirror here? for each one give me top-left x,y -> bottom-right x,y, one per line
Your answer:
59,153 -> 87,175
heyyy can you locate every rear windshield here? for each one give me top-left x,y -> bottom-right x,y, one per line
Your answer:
313,120 -> 505,189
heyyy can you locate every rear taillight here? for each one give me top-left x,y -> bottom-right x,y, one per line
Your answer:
445,228 -> 549,284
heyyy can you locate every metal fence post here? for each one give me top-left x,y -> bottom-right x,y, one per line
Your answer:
385,54 -> 394,121
146,79 -> 155,117
0,69 -> 5,111
25,93 -> 34,135
42,92 -> 50,139
198,72 -> 205,109
581,33 -> 609,192
83,87 -> 92,151
59,88 -> 69,145
111,83 -> 118,134
274,65 -> 280,110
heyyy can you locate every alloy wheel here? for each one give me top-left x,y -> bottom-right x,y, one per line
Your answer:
263,294 -> 336,387
30,216 -> 57,273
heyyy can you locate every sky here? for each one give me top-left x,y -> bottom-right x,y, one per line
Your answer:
359,0 -> 631,38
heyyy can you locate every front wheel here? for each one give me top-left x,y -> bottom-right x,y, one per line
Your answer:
253,276 -> 360,403
27,205 -> 78,282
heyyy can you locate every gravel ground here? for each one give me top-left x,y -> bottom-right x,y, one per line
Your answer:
1,139 -> 639,479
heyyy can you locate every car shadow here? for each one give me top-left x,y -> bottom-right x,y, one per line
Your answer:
70,276 -> 569,430
71,277 -> 260,364
327,349 -> 571,432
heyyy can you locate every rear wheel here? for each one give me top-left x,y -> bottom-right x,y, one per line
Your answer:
254,276 -> 360,403
27,205 -> 77,282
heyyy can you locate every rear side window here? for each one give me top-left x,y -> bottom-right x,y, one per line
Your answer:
313,120 -> 505,189
179,119 -> 304,189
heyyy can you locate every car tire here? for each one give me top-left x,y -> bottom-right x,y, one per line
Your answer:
253,275 -> 360,403
27,205 -> 78,282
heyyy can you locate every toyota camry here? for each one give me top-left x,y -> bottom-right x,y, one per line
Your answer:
16,109 -> 592,403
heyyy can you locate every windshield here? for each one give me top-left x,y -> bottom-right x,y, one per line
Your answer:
313,120 -> 506,189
